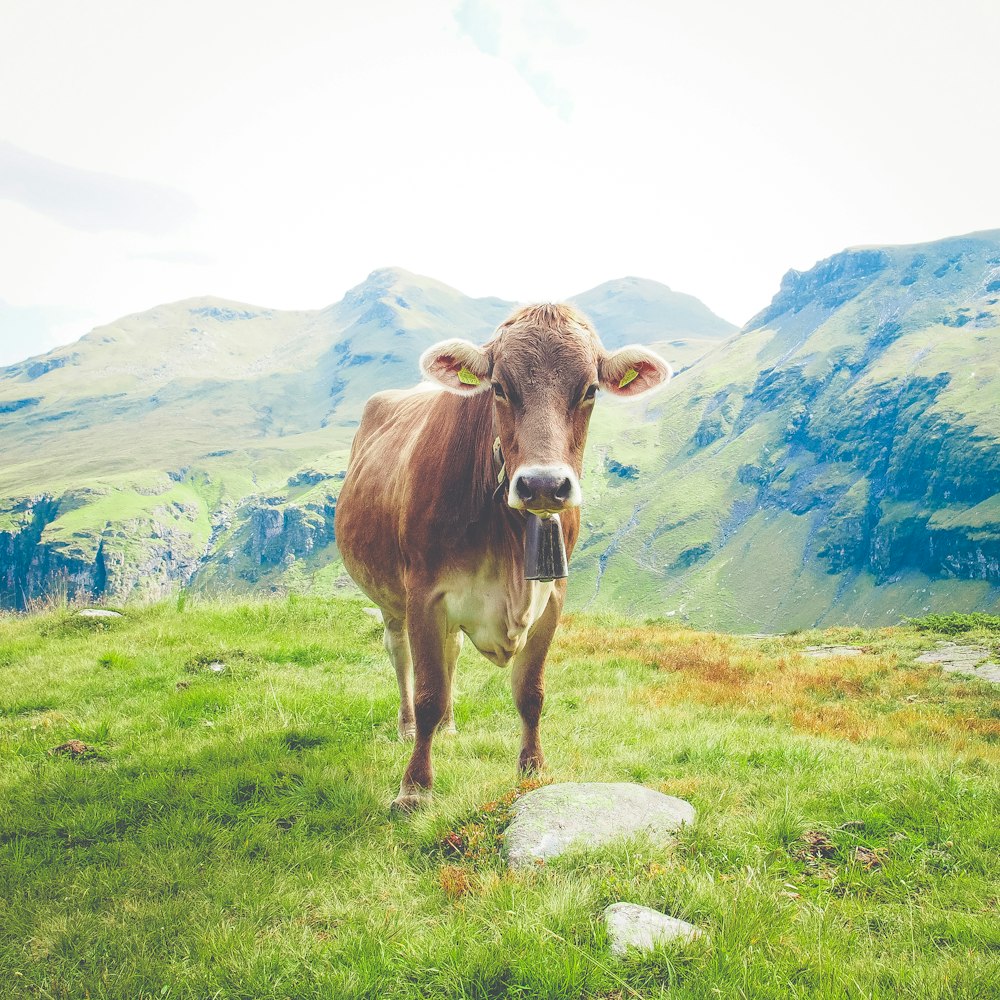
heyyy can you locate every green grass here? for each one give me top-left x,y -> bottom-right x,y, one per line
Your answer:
0,598 -> 998,998
905,612 -> 1000,635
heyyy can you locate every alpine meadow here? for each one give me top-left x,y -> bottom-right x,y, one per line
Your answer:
6,0 -> 1000,993
1,225 -> 999,998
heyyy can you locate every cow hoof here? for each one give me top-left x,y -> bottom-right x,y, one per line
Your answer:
518,751 -> 545,773
390,791 -> 430,814
397,721 -> 416,742
439,720 -> 458,735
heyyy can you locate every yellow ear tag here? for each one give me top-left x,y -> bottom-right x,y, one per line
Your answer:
619,367 -> 639,388
457,367 -> 480,386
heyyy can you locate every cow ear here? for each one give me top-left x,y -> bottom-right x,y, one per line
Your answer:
419,339 -> 491,394
599,345 -> 672,398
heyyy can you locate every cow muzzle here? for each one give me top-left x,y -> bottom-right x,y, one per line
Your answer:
508,464 -> 581,514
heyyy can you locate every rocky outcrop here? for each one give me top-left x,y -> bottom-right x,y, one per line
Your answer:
0,481 -> 343,610
0,495 -> 98,609
0,494 -> 210,610
916,642 -> 1000,683
728,359 -> 1000,585
748,248 -> 890,329
242,498 -> 336,569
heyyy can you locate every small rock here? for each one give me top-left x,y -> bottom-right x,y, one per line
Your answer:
504,782 -> 695,869
363,607 -> 384,622
604,903 -> 706,956
916,643 -> 1000,683
77,609 -> 123,619
803,645 -> 864,658
208,661 -> 226,673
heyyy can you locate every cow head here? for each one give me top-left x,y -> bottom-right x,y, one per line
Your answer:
420,304 -> 671,515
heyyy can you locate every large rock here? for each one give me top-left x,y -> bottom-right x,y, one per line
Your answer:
803,644 -> 865,658
603,902 -> 706,956
916,642 -> 1000,684
504,782 -> 695,869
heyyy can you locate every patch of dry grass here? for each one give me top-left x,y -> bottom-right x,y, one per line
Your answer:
553,619 -> 1000,762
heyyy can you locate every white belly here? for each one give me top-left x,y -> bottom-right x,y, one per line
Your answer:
441,567 -> 555,666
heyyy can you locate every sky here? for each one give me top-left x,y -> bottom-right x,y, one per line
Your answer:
2,0 -> 999,365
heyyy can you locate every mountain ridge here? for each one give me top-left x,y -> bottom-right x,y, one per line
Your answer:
2,236 -> 998,627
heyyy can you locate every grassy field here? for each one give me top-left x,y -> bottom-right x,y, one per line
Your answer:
0,598 -> 998,999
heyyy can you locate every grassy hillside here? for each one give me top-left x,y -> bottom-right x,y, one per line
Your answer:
1,598 -> 998,998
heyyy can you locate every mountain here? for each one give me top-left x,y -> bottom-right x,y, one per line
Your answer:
570,277 -> 738,372
5,236 -> 997,629
568,230 -> 1000,630
0,269 -> 734,610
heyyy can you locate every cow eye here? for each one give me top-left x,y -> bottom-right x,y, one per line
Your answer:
492,382 -> 507,400
583,384 -> 598,402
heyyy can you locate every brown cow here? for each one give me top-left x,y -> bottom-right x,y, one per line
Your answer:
335,304 -> 671,811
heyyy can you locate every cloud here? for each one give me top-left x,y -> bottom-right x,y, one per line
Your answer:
453,0 -> 579,120
131,249 -> 215,266
511,56 -> 574,121
0,141 -> 197,235
454,0 -> 502,56
0,299 -> 93,367
521,0 -> 586,46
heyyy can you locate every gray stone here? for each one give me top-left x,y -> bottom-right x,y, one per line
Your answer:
916,642 -> 1000,684
77,609 -> 123,619
604,903 -> 706,956
803,645 -> 865,657
504,782 -> 695,869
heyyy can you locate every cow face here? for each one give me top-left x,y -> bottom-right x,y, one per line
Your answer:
420,305 -> 671,515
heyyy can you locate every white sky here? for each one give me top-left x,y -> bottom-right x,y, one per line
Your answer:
1,0 -> 999,365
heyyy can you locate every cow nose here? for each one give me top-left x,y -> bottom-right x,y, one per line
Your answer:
510,465 -> 580,511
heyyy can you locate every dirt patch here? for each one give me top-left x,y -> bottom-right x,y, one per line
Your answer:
49,739 -> 100,759
798,830 -> 837,860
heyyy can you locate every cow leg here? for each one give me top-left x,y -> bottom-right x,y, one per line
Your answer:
383,616 -> 415,741
391,597 -> 450,813
511,590 -> 563,774
440,631 -> 463,734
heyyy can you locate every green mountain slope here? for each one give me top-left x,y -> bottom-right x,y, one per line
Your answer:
569,231 -> 1000,629
0,269 -> 733,610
